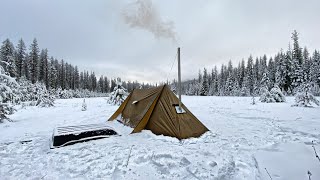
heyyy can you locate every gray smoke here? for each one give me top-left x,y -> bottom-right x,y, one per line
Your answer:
122,0 -> 177,42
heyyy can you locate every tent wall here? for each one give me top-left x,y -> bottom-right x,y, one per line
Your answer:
121,86 -> 162,127
145,86 -> 208,139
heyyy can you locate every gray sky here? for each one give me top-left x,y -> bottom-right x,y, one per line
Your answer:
1,0 -> 320,83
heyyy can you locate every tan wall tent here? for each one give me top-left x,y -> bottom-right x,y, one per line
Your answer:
108,85 -> 209,139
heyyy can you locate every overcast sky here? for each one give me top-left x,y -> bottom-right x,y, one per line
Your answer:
1,0 -> 320,83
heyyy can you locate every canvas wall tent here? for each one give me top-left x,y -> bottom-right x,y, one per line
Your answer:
108,85 -> 209,139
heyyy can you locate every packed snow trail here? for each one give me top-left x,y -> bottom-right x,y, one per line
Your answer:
0,96 -> 319,179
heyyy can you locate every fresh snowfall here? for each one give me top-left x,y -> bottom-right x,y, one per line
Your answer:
0,96 -> 319,180
1,7 -> 320,180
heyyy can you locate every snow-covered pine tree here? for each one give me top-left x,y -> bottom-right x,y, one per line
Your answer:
270,84 -> 286,102
0,58 -> 18,121
253,57 -> 260,92
259,71 -> 270,94
260,55 -> 268,82
240,76 -> 250,96
293,83 -> 319,107
310,50 -> 320,94
79,71 -> 84,89
104,76 -> 110,93
15,39 -> 26,78
259,86 -> 273,103
36,84 -> 55,108
267,57 -> 276,88
209,66 -> 218,95
74,66 -> 80,89
283,49 -> 293,94
291,30 -> 304,91
239,59 -> 246,89
39,49 -> 48,85
0,39 -> 17,78
49,58 -> 58,89
108,80 -> 128,105
98,76 -> 104,93
22,54 -> 30,80
246,55 -> 254,95
225,72 -> 234,96
232,80 -> 240,96
302,47 -> 311,83
260,84 -> 285,103
199,68 -> 209,96
91,72 -> 97,91
29,38 -> 39,84
275,51 -> 285,91
110,79 -> 116,92
62,61 -> 67,89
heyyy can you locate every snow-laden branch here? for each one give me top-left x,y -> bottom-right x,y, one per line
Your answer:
0,60 -> 9,66
0,73 -> 18,86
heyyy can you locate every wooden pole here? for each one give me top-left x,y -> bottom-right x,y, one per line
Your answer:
178,47 -> 182,109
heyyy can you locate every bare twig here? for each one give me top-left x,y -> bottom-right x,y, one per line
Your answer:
40,174 -> 47,179
125,145 -> 134,167
311,141 -> 320,164
307,171 -> 312,180
265,168 -> 272,180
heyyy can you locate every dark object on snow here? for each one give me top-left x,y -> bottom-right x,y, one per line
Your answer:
0,113 -> 6,122
51,123 -> 118,148
20,140 -> 32,144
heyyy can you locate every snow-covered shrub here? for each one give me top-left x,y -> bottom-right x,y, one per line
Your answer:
0,103 -> 15,122
81,99 -> 87,111
36,94 -> 55,107
310,83 -> 320,96
259,86 -> 274,103
240,86 -> 250,96
270,84 -> 286,102
0,104 -> 7,122
293,84 -> 319,107
260,84 -> 286,103
57,89 -> 73,99
251,96 -> 256,105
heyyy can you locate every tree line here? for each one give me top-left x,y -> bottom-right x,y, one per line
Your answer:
0,38 -> 152,94
178,31 -> 320,96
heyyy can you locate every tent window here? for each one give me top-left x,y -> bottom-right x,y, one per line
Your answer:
173,105 -> 186,114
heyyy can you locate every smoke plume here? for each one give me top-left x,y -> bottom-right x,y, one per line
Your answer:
122,0 -> 177,42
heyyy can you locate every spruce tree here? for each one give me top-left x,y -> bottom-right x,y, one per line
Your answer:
302,47 -> 311,82
246,55 -> 254,95
0,39 -> 16,77
310,50 -> 320,86
200,68 -> 209,96
104,76 -> 110,93
49,58 -> 58,89
291,30 -> 304,89
29,38 -> 40,84
15,39 -> 26,78
39,49 -> 48,85
74,66 -> 80,89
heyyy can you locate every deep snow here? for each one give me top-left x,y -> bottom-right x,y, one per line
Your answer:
0,96 -> 319,180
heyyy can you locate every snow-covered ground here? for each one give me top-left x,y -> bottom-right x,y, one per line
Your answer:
0,96 -> 319,180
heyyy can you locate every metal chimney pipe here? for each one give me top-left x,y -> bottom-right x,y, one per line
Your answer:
177,47 -> 181,109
